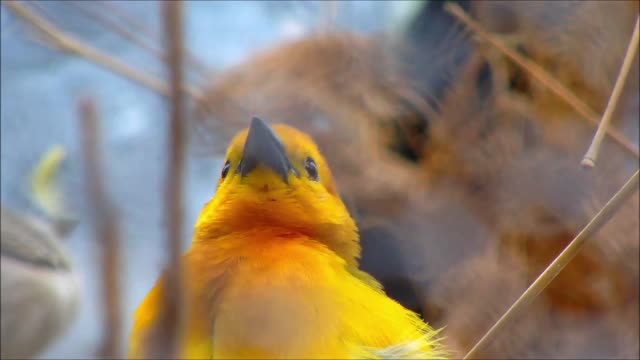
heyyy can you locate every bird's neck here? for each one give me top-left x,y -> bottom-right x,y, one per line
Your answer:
193,196 -> 362,268
194,220 -> 362,270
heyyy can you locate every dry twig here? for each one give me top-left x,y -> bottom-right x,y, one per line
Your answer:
94,0 -> 212,79
146,1 -> 187,357
23,0 -> 56,23
582,16 -> 640,168
64,0 -> 211,84
463,170 -> 640,359
64,1 -> 166,65
3,0 -> 204,102
445,3 -> 639,159
78,98 -> 123,358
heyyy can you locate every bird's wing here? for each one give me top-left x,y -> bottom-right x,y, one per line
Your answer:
128,255 -> 239,359
128,277 -> 164,359
336,270 -> 447,359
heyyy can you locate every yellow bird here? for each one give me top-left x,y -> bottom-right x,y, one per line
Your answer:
129,117 -> 445,359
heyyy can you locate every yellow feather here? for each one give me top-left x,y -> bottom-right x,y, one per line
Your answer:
30,145 -> 66,218
129,121 -> 446,358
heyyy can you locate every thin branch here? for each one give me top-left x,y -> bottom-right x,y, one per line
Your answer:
95,1 -> 154,39
63,0 -> 212,85
463,170 -> 640,359
89,0 -> 212,80
4,1 -> 166,93
445,3 -> 639,159
4,1 -> 204,103
582,16 -> 639,168
23,0 -> 56,24
64,1 -> 167,65
78,98 -> 123,359
146,1 -> 187,358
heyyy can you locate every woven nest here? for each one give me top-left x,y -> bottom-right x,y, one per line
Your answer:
195,3 -> 639,357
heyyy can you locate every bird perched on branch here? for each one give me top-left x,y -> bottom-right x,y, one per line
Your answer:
128,117 -> 445,359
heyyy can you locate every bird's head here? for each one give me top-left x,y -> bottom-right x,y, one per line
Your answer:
194,117 -> 360,265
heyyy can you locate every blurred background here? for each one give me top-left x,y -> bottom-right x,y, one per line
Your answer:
1,1 -> 638,359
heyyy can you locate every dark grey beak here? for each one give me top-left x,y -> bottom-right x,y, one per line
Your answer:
238,117 -> 294,183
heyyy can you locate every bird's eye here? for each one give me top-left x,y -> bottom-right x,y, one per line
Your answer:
304,157 -> 318,181
221,160 -> 230,179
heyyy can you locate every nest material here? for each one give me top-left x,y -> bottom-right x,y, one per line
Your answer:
196,3 -> 639,358
197,33 -> 431,220
472,0 -> 640,121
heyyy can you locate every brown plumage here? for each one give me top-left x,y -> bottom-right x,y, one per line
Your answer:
195,3 -> 639,356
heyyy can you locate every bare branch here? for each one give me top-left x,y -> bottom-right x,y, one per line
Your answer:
63,1 -> 212,84
89,0 -> 212,80
23,0 -> 56,23
146,1 -> 187,358
3,1 -> 204,102
445,3 -> 639,159
582,16 -> 639,168
64,1 -> 166,65
78,98 -> 123,358
463,170 -> 639,359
